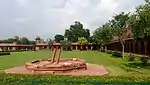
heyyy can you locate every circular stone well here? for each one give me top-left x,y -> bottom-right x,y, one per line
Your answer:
25,58 -> 87,73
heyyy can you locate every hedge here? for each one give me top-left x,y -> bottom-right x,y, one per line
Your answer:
112,51 -> 122,58
0,74 -> 150,85
106,50 -> 113,54
0,52 -> 10,56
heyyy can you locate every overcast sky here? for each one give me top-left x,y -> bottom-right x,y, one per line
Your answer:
0,0 -> 145,40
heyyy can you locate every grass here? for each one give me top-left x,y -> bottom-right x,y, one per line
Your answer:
0,50 -> 150,76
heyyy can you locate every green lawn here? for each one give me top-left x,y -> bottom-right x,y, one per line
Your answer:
0,50 -> 150,76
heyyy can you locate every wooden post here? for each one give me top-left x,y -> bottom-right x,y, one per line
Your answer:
50,48 -> 57,63
138,41 -> 141,54
56,48 -> 61,64
71,46 -> 73,50
61,46 -> 63,50
47,46 -> 49,50
8,47 -> 10,52
80,45 -> 83,50
144,41 -> 147,55
86,46 -> 88,50
51,46 -> 53,51
128,41 -> 131,52
133,40 -> 135,54
76,46 -> 78,50
91,46 -> 93,50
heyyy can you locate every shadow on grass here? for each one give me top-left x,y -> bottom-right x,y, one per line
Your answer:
125,62 -> 150,69
119,62 -> 150,74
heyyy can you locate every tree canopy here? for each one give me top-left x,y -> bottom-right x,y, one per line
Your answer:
46,38 -> 53,47
93,23 -> 113,45
20,37 -> 29,44
64,21 -> 90,42
77,37 -> 88,45
54,34 -> 64,43
60,40 -> 72,50
129,2 -> 150,40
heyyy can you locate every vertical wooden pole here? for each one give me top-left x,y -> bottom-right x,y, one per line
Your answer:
51,48 -> 57,63
129,41 -> 131,53
56,48 -> 61,64
76,46 -> 78,50
138,41 -> 141,54
86,46 -> 88,50
133,40 -> 135,54
71,46 -> 73,50
144,41 -> 147,55
91,46 -> 93,50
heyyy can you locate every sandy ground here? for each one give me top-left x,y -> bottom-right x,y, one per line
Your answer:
5,63 -> 109,76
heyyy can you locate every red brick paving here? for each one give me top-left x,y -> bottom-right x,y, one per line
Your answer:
5,63 -> 109,76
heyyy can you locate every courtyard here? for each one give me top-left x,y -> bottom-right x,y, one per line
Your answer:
0,50 -> 150,76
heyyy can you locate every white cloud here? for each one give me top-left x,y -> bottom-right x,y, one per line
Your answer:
15,0 -> 29,8
0,0 -> 145,40
14,18 -> 29,23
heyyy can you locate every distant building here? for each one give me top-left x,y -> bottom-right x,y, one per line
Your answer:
0,36 -> 98,51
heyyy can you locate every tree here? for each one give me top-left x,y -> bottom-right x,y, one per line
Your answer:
12,36 -> 20,44
110,12 -> 130,58
84,29 -> 90,40
29,41 -> 36,45
54,34 -> 64,43
129,2 -> 150,55
20,37 -> 29,44
60,40 -> 72,51
46,38 -> 53,47
0,38 -> 14,43
6,38 -> 14,43
145,0 -> 150,3
77,37 -> 88,50
93,23 -> 113,51
100,23 -> 113,51
78,37 -> 88,45
64,21 -> 90,42
93,28 -> 103,44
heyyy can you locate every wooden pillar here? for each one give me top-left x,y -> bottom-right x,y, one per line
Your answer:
129,41 -> 131,52
125,41 -> 127,52
0,47 -> 2,51
144,41 -> 147,55
86,45 -> 88,50
80,45 -> 83,50
133,40 -> 135,54
47,46 -> 49,50
61,46 -> 63,50
71,46 -> 73,50
8,47 -> 10,51
51,46 -> 53,51
138,41 -> 141,54
76,46 -> 78,50
12,46 -> 16,51
51,48 -> 57,63
56,48 -> 61,64
35,46 -> 39,51
91,46 -> 93,50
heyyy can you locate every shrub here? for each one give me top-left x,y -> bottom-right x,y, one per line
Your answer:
0,74 -> 150,85
120,64 -> 132,72
107,50 -> 113,54
0,52 -> 10,56
140,56 -> 149,65
112,51 -> 122,58
101,49 -> 105,52
125,54 -> 135,61
60,40 -> 72,51
120,64 -> 143,74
